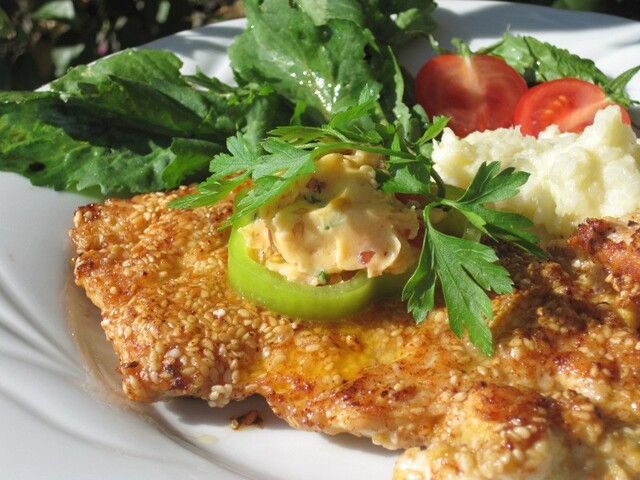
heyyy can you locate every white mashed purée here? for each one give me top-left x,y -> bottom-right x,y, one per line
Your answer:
433,106 -> 640,238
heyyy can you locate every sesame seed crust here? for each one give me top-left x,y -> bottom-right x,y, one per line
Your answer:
70,189 -> 640,479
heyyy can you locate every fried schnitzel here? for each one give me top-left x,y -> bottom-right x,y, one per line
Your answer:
70,188 -> 640,479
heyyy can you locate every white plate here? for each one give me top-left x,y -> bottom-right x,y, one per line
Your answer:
1,2 -> 639,479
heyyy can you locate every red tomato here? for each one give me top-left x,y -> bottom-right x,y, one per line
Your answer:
415,54 -> 528,137
514,77 -> 631,137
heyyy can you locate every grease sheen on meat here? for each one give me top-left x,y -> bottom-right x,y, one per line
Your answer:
70,187 -> 640,479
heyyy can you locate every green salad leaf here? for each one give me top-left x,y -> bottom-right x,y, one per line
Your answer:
295,0 -> 437,47
481,33 -> 610,86
229,5 -> 375,123
0,91 -> 222,194
480,33 -> 639,107
49,49 -> 227,138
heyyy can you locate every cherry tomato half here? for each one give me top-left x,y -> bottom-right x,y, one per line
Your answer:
514,77 -> 631,137
415,53 -> 528,137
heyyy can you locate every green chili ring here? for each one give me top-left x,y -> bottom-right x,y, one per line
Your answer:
227,218 -> 412,321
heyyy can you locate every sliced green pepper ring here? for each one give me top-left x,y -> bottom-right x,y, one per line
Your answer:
227,214 -> 412,321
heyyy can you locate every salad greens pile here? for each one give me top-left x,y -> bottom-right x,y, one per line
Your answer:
0,0 -> 436,195
0,0 -> 634,354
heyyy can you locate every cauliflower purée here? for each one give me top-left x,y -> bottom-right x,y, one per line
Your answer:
433,106 -> 640,238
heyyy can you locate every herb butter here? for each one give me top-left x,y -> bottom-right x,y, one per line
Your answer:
240,150 -> 420,285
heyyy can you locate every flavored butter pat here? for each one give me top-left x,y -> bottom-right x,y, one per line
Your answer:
240,150 -> 420,285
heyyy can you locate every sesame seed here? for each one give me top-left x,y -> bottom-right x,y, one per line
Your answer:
166,348 -> 181,358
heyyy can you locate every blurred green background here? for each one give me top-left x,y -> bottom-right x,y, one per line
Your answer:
1,0 -> 638,91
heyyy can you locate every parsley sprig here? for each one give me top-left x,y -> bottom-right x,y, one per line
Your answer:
171,95 -> 544,356
404,163 -> 544,355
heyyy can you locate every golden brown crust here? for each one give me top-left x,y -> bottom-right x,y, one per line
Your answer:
70,188 -> 640,479
569,212 -> 640,323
